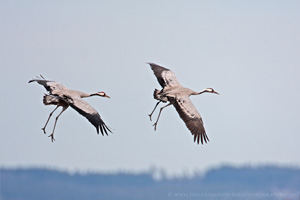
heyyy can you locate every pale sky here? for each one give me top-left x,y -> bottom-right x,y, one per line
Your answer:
1,0 -> 300,176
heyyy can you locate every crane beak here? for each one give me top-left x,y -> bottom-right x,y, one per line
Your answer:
214,91 -> 219,95
105,94 -> 111,98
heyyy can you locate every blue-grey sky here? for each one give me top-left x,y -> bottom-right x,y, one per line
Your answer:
1,0 -> 300,176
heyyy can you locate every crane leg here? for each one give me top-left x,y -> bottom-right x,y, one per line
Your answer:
153,103 -> 172,131
42,105 -> 60,134
148,101 -> 161,121
48,106 -> 68,142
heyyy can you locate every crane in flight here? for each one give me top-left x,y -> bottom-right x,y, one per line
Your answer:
29,75 -> 112,142
148,63 -> 219,144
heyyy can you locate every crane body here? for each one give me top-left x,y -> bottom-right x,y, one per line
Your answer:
148,63 -> 219,144
29,76 -> 111,142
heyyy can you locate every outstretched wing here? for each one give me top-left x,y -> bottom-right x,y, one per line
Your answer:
172,95 -> 209,144
148,63 -> 182,88
68,97 -> 112,136
28,76 -> 66,94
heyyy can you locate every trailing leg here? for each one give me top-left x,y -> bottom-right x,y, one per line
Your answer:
153,103 -> 172,131
48,106 -> 68,142
42,106 -> 60,134
148,101 -> 161,121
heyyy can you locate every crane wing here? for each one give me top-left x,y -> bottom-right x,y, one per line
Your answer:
68,97 -> 112,136
148,63 -> 182,88
29,76 -> 66,94
172,95 -> 209,144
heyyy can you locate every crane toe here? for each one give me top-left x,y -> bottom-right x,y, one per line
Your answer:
48,134 -> 55,142
41,127 -> 47,134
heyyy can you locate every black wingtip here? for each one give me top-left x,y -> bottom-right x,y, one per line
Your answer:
28,75 -> 46,83
99,124 -> 104,136
147,62 -> 159,68
147,62 -> 154,68
194,133 -> 209,145
97,123 -> 112,136
104,124 -> 112,134
28,79 -> 36,83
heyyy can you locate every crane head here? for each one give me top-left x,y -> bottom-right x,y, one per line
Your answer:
205,88 -> 219,95
95,91 -> 110,98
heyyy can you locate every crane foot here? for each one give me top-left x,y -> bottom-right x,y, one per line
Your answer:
152,122 -> 158,131
48,134 -> 55,142
41,127 -> 46,134
148,114 -> 153,121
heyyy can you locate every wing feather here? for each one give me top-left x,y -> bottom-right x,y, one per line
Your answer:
172,96 -> 209,144
148,63 -> 182,88
69,97 -> 112,136
29,76 -> 66,94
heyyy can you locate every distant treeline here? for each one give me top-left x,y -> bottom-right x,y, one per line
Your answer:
1,165 -> 300,200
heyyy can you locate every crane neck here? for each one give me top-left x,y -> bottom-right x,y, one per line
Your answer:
67,89 -> 92,98
89,93 -> 101,97
80,92 -> 94,98
197,90 -> 208,95
189,91 -> 203,96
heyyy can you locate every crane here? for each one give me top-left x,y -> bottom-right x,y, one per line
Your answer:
148,63 -> 219,144
29,75 -> 112,142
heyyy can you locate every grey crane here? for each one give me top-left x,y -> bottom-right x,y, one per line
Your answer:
148,63 -> 219,144
29,75 -> 112,142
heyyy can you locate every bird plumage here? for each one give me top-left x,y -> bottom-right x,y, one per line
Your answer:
148,63 -> 182,88
148,63 -> 218,144
43,94 -> 61,105
29,76 -> 111,141
29,78 -> 66,94
69,96 -> 111,135
153,89 -> 168,103
172,95 -> 208,144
